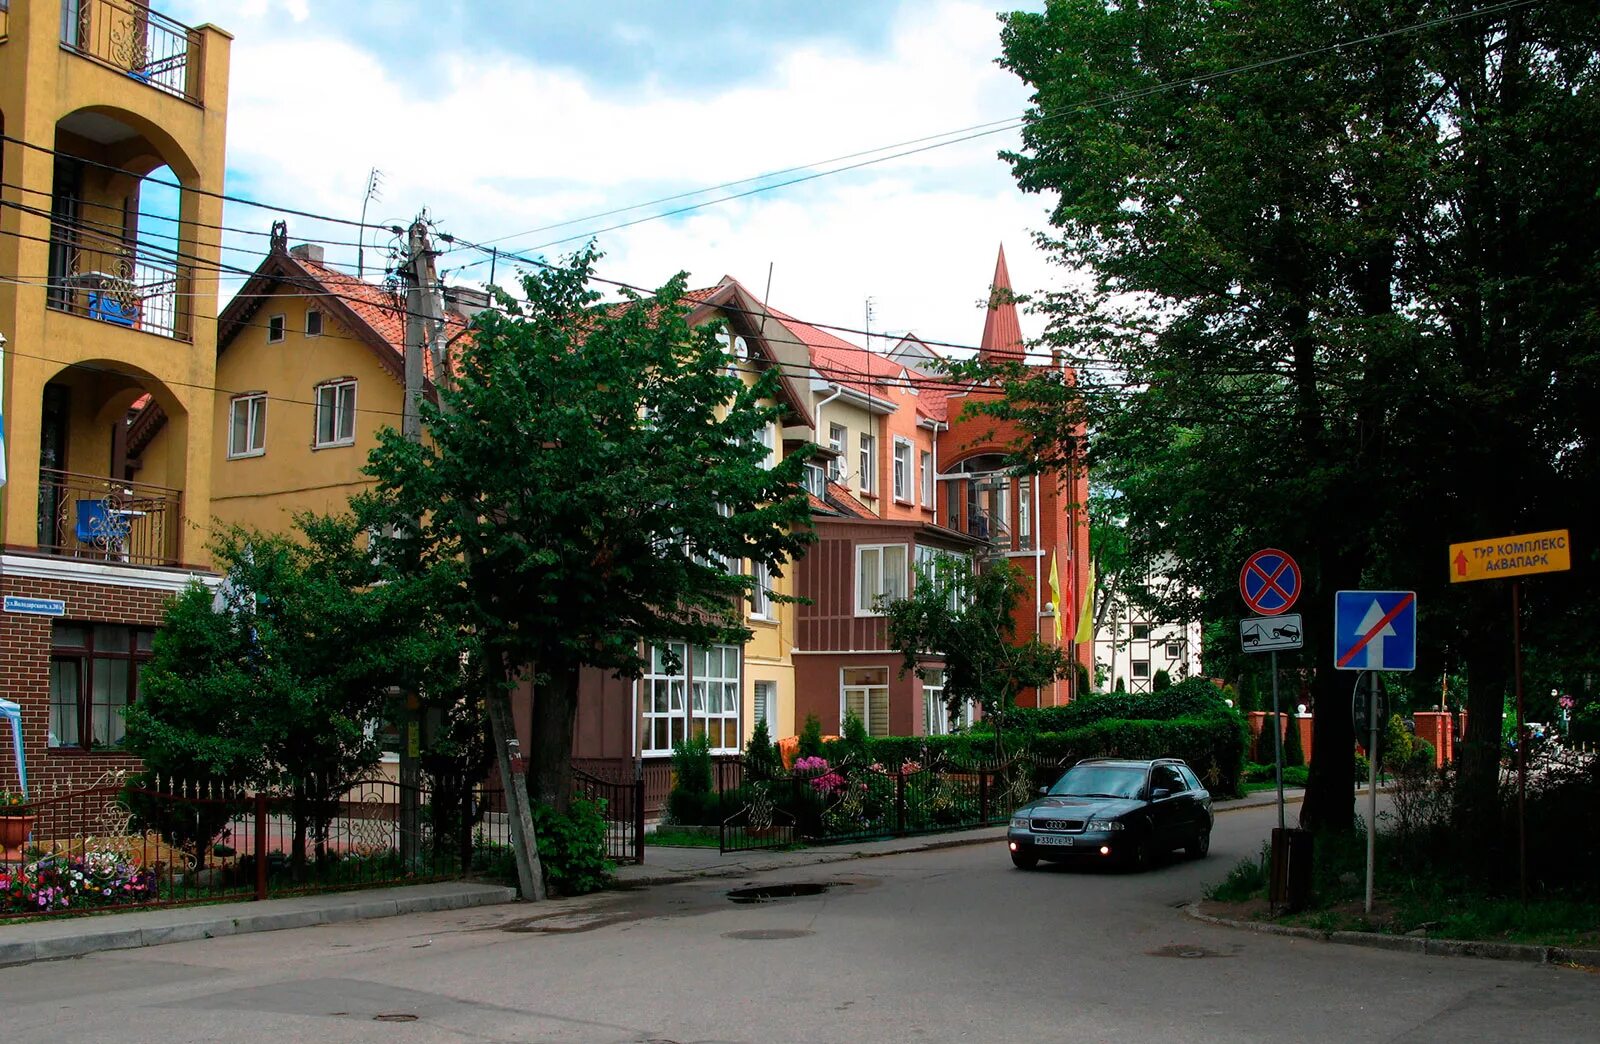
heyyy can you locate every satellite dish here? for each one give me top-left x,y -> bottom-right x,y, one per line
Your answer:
733,336 -> 748,359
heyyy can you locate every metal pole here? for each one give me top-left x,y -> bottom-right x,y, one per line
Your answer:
1271,650 -> 1284,832
1513,580 -> 1527,904
1365,671 -> 1378,915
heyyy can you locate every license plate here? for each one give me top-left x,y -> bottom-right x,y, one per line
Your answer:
1034,835 -> 1075,847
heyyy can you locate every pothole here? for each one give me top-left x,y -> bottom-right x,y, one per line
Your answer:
373,1013 -> 420,1022
727,882 -> 831,904
722,928 -> 816,940
1146,944 -> 1230,959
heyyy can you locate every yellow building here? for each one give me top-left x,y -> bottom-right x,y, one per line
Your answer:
0,0 -> 231,794
205,244 -> 810,772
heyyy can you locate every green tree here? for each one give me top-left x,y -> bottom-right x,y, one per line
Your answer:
883,558 -> 1072,757
982,0 -> 1600,834
359,248 -> 815,808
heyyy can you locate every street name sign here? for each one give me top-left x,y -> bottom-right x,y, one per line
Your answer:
1240,613 -> 1304,653
3,596 -> 65,617
1240,548 -> 1301,617
1334,590 -> 1417,672
1449,529 -> 1571,583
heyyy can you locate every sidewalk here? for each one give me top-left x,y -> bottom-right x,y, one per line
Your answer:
616,787 -> 1308,887
0,880 -> 515,968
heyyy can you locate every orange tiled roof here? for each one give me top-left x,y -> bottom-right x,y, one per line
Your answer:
825,480 -> 875,519
296,257 -> 471,382
979,244 -> 1023,364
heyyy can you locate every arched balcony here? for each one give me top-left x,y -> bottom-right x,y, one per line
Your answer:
941,453 -> 1019,554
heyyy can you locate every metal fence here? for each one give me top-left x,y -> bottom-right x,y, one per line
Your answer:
36,468 -> 182,567
718,754 -> 1058,853
61,0 -> 204,104
0,773 -> 511,919
572,767 -> 645,865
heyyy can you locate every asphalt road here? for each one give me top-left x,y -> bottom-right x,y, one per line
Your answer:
1,800 -> 1594,1043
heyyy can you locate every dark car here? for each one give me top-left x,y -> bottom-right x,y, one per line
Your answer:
1006,758 -> 1213,871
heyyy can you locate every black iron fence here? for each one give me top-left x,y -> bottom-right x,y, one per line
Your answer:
36,468 -> 182,567
0,773 -> 511,919
61,0 -> 205,104
718,754 -> 1060,853
572,767 -> 645,865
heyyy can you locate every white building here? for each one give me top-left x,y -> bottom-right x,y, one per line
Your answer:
1092,566 -> 1203,693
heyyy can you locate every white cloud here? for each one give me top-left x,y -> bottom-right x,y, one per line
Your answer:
204,0 -> 1063,351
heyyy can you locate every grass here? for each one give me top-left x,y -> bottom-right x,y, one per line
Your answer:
644,829 -> 723,848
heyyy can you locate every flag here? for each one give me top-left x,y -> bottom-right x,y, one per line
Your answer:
1074,558 -> 1096,645
1047,553 -> 1064,644
0,334 -> 7,490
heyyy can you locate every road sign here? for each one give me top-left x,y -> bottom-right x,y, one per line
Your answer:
1352,671 -> 1391,746
1449,529 -> 1571,583
1240,549 -> 1301,617
1334,590 -> 1417,672
3,596 -> 65,617
1240,613 -> 1304,653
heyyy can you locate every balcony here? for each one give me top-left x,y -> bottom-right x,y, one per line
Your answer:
47,231 -> 187,341
60,0 -> 204,105
36,468 -> 182,567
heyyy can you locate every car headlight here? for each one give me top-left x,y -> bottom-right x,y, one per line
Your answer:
1009,817 -> 1030,829
1086,819 -> 1124,832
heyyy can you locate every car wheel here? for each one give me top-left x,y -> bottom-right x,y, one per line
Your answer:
1125,838 -> 1151,873
1011,850 -> 1038,870
1186,830 -> 1211,859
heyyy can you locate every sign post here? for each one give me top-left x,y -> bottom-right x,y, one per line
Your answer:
1240,551 -> 1302,838
1449,529 -> 1570,904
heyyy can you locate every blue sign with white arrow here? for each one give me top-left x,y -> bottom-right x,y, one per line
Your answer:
1334,590 -> 1417,672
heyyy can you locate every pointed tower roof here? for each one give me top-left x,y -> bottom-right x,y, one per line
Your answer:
978,243 -> 1023,364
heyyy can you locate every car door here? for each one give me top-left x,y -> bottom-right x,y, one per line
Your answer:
1147,764 -> 1187,849
1178,764 -> 1211,835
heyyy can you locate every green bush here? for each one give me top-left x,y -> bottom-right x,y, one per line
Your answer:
1282,765 -> 1309,788
530,798 -> 613,896
995,678 -> 1233,733
745,719 -> 781,781
1282,714 -> 1305,767
667,733 -> 716,825
839,712 -> 870,765
798,714 -> 825,759
1153,669 -> 1173,692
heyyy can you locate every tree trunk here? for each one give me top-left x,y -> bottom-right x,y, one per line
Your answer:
1300,542 -> 1360,834
530,662 -> 581,812
1455,601 -> 1511,844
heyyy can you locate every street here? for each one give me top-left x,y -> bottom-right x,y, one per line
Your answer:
1,800 -> 1593,1044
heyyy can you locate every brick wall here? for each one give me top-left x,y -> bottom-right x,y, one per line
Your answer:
0,570 -> 173,796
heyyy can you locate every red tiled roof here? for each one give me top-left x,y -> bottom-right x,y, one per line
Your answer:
807,491 -> 835,514
825,480 -> 875,519
979,243 -> 1023,364
296,257 -> 470,382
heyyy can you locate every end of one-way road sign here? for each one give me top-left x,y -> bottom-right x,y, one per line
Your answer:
1334,591 -> 1417,672
1240,613 -> 1303,653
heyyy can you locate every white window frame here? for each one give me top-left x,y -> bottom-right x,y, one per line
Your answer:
919,450 -> 933,507
267,314 -> 285,343
642,642 -> 688,755
859,433 -> 876,494
892,438 -> 912,501
803,463 -> 826,496
915,545 -> 971,612
753,680 -> 778,735
842,666 -> 891,738
1018,478 -> 1032,550
1132,659 -> 1151,680
227,393 -> 267,459
305,309 -> 324,337
749,559 -> 773,621
1132,623 -> 1152,642
757,421 -> 776,469
828,424 -> 846,481
855,543 -> 908,616
1165,641 -> 1182,660
922,669 -> 973,736
313,379 -> 357,448
692,644 -> 742,754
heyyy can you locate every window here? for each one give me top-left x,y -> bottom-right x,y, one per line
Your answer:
856,544 -> 908,615
1132,660 -> 1151,680
305,310 -> 323,337
1132,623 -> 1152,641
859,433 -> 876,493
920,451 -> 933,507
1178,764 -> 1203,792
49,624 -> 153,749
756,422 -> 776,469
803,463 -> 826,496
642,643 -> 687,755
893,439 -> 912,501
842,667 -> 890,737
1165,641 -> 1182,660
228,393 -> 267,458
922,669 -> 970,735
828,424 -> 846,481
915,545 -> 971,612
267,314 -> 285,343
749,559 -> 773,620
1151,764 -> 1184,795
947,481 -> 960,530
753,681 -> 778,734
314,379 -> 357,448
1018,479 -> 1032,550
692,645 -> 741,753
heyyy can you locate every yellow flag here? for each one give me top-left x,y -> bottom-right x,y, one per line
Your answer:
1048,553 -> 1064,644
1074,558 -> 1095,645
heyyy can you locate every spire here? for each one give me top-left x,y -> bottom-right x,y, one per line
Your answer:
979,243 -> 1022,364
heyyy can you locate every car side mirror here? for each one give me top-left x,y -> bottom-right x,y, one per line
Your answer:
1150,787 -> 1172,801
1038,785 -> 1048,795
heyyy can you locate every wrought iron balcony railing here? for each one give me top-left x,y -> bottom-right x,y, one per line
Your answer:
60,0 -> 203,104
47,247 -> 187,341
36,468 -> 182,567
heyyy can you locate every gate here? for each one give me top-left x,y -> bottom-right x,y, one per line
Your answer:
717,759 -> 796,853
572,766 -> 645,865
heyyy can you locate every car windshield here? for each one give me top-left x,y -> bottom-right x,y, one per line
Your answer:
1047,765 -> 1147,799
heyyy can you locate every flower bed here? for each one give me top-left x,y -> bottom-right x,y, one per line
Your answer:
1,851 -> 159,914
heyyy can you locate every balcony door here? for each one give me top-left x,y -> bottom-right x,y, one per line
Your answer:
37,384 -> 70,549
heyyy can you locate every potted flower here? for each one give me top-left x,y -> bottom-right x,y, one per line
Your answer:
0,790 -> 36,863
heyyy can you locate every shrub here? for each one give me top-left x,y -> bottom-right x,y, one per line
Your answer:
798,714 -> 825,760
1282,713 -> 1305,768
666,733 -> 716,825
1205,849 -> 1269,902
745,719 -> 781,781
839,712 -> 870,765
530,798 -> 612,896
999,679 -> 1233,733
1152,669 -> 1173,692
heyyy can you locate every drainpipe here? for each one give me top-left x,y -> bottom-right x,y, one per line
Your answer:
815,384 -> 845,482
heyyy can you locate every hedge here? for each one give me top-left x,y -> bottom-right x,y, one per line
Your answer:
986,679 -> 1235,733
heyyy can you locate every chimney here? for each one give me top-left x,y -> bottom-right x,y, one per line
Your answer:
444,285 -> 491,320
289,243 -> 325,265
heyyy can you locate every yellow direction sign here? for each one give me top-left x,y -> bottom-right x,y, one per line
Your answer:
1450,529 -> 1571,583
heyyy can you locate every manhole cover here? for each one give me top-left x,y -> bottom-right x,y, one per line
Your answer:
722,928 -> 816,940
1146,944 -> 1229,959
727,882 -> 830,903
373,1013 -> 419,1022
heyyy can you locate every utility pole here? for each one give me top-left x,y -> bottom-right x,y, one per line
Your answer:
402,216 -> 545,901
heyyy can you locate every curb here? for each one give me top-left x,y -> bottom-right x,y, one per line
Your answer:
1184,902 -> 1600,967
617,828 -> 1007,887
0,884 -> 517,968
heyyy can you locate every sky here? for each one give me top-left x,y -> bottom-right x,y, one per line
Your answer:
164,0 -> 1059,356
